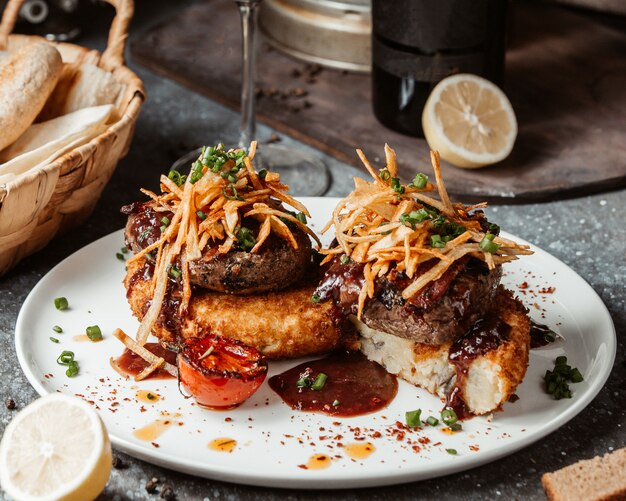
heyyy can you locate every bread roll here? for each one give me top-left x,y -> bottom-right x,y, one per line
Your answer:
0,42 -> 62,151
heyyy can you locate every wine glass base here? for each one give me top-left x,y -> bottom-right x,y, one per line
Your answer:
171,143 -> 330,197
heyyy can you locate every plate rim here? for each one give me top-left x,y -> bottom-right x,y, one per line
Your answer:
14,197 -> 617,489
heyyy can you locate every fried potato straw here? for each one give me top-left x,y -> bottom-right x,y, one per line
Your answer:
128,141 -> 320,345
319,145 -> 533,318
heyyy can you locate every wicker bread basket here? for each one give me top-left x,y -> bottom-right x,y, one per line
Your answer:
0,0 -> 144,275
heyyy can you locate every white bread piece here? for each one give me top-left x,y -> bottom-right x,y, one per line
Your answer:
0,42 -> 62,150
357,286 -> 530,415
542,448 -> 626,501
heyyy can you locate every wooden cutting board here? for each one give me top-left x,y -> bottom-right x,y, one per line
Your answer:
131,1 -> 626,203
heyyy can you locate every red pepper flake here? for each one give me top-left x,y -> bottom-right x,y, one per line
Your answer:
518,281 -> 529,289
151,442 -> 160,448
469,445 -> 480,452
298,464 -> 308,470
539,286 -> 556,294
224,417 -> 233,422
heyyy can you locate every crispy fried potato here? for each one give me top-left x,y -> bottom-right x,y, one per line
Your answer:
124,257 -> 345,359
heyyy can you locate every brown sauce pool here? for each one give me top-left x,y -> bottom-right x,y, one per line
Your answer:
113,342 -> 177,380
268,351 -> 397,417
529,320 -> 559,348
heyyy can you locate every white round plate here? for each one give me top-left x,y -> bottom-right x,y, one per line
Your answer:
15,197 -> 616,489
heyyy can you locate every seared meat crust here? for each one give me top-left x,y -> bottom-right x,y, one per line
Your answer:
124,257 -> 345,359
122,201 -> 312,294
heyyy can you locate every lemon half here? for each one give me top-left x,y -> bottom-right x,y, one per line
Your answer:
422,73 -> 518,168
0,393 -> 112,501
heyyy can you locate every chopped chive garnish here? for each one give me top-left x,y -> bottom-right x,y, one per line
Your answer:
479,233 -> 500,253
147,392 -> 157,401
296,212 -> 307,224
223,183 -> 244,201
430,234 -> 445,248
66,361 -> 79,377
296,376 -> 312,388
161,216 -> 170,226
411,173 -> 428,189
52,325 -> 63,333
488,223 -> 501,236
311,294 -> 321,303
196,210 -> 207,221
340,254 -> 350,265
380,169 -> 390,181
258,168 -> 268,180
116,252 -> 125,260
332,400 -> 340,407
236,227 -> 256,251
169,265 -> 182,279
390,177 -> 405,195
54,297 -> 69,311
86,325 -> 102,341
405,409 -> 422,428
426,416 -> 439,426
49,337 -> 59,343
441,409 -> 458,426
56,350 -> 74,365
449,423 -> 463,432
544,356 -> 584,399
446,448 -> 458,455
311,373 -> 328,391
121,246 -> 129,254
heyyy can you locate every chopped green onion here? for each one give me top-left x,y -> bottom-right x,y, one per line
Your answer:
168,170 -> 186,186
380,169 -> 390,181
52,325 -> 63,333
544,356 -> 584,399
196,210 -> 207,220
488,223 -> 501,236
555,355 -> 567,365
332,400 -> 340,407
223,184 -> 244,201
161,216 -> 170,226
258,169 -> 268,180
66,361 -> 79,377
121,246 -> 129,254
236,227 -> 256,251
446,448 -> 458,455
54,297 -> 69,311
449,423 -> 463,432
49,337 -> 59,343
147,392 -> 157,401
116,252 -> 125,260
441,408 -> 458,425
86,325 -> 102,342
311,294 -> 321,303
479,233 -> 500,254
406,409 -> 422,428
570,368 -> 584,383
430,234 -> 445,248
340,254 -> 350,265
390,177 -> 405,195
426,416 -> 439,426
296,212 -> 307,224
411,173 -> 428,189
169,265 -> 182,279
296,376 -> 312,388
311,373 -> 328,391
57,350 -> 74,365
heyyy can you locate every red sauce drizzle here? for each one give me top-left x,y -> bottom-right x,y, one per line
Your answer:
113,343 -> 177,380
268,351 -> 397,417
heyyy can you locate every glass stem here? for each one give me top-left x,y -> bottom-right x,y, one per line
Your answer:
237,0 -> 261,149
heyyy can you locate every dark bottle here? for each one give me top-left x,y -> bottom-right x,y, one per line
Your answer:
372,0 -> 508,137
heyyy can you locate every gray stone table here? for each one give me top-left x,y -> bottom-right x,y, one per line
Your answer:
0,1 -> 624,500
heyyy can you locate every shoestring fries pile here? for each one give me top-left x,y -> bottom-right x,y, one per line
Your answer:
320,145 -> 532,318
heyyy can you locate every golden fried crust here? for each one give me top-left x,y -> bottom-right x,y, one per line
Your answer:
479,286 -> 531,409
124,258 -> 343,359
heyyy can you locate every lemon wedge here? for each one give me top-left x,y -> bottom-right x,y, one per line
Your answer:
0,394 -> 112,501
422,73 -> 517,168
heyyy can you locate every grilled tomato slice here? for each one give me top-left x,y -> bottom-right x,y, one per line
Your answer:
178,335 -> 267,409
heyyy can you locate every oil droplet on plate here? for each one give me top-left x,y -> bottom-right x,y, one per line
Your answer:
208,438 -> 237,453
133,418 -> 174,441
299,454 -> 331,470
344,442 -> 375,460
136,390 -> 161,403
72,334 -> 90,342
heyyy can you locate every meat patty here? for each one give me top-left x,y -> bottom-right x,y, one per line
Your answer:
122,201 -> 313,294
124,257 -> 350,359
357,286 -> 530,416
315,257 -> 502,345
